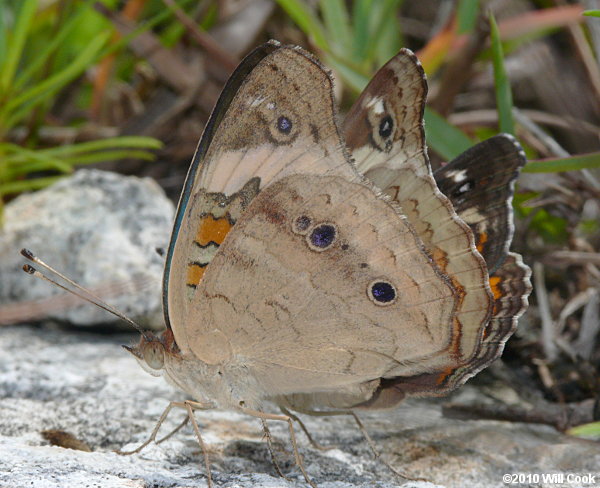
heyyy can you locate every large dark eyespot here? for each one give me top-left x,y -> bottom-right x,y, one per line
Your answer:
277,115 -> 293,134
379,115 -> 393,139
308,223 -> 337,250
292,215 -> 312,235
368,280 -> 397,305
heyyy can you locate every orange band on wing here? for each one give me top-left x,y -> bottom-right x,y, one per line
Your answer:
489,275 -> 503,300
488,274 -> 504,319
431,245 -> 465,362
476,231 -> 488,254
186,263 -> 207,288
195,215 -> 233,247
436,365 -> 456,385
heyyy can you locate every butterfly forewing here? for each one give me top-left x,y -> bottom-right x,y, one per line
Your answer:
344,48 -> 429,179
165,43 -> 357,344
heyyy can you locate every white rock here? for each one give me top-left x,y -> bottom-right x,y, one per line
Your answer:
0,169 -> 174,329
1,324 -> 599,487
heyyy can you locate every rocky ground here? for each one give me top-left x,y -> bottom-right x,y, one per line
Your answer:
1,323 -> 599,488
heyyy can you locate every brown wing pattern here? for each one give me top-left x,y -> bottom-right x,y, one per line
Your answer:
167,42 -> 358,341
344,49 -> 493,376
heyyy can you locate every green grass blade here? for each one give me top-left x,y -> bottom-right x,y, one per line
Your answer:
457,0 -> 480,34
40,136 -> 162,156
0,175 -> 63,195
0,144 -> 73,173
583,10 -> 600,17
13,0 -> 96,91
352,0 -> 373,62
490,13 -> 515,134
1,137 -> 159,178
2,32 -> 110,125
424,108 -> 474,160
5,159 -> 73,178
0,0 -> 37,91
0,0 -> 8,69
60,150 -> 156,165
374,20 -> 402,68
275,0 -> 329,51
366,0 -> 402,65
319,0 -> 352,56
567,421 -> 600,439
523,152 -> 600,173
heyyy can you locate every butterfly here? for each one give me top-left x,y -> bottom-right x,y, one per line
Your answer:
23,40 -> 531,486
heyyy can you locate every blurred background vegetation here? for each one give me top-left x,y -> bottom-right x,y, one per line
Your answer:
1,0 -> 599,437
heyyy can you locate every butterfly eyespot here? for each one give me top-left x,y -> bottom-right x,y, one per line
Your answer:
341,243 -> 349,251
368,280 -> 397,305
277,115 -> 293,134
292,215 -> 312,235
379,115 -> 394,139
307,223 -> 337,251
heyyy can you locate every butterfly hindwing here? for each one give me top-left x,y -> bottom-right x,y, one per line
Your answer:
343,49 -> 493,376
342,52 -> 531,405
433,134 -> 527,274
188,173 -> 463,403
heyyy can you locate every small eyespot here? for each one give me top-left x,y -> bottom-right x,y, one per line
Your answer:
292,215 -> 312,234
341,243 -> 349,251
307,223 -> 337,251
379,115 -> 393,139
368,280 -> 397,305
277,115 -> 292,134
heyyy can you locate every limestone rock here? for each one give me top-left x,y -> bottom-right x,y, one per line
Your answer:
0,170 -> 174,329
1,324 -> 598,487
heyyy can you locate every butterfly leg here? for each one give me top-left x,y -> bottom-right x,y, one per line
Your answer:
296,409 -> 425,482
279,406 -> 336,451
155,415 -> 189,445
181,400 -> 214,488
347,411 -> 425,482
260,419 -> 290,481
239,407 -> 317,488
116,400 -> 215,487
115,401 -> 181,456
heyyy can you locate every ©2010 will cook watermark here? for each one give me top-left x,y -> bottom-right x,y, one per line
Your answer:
503,473 -> 597,485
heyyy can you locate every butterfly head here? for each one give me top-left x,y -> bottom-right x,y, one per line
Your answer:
123,329 -> 178,376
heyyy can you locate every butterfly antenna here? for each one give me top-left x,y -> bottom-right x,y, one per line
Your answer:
20,248 -> 152,340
